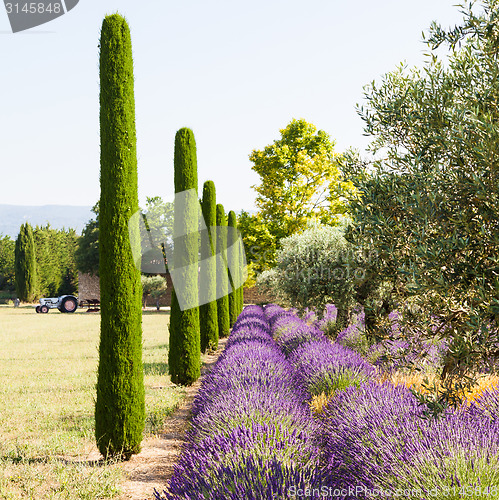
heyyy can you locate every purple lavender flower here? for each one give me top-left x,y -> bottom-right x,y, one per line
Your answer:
316,303 -> 338,332
287,340 -> 376,397
302,307 -> 317,323
156,305 -> 323,499
321,380 -> 499,495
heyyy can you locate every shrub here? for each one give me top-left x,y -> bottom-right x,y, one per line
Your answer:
321,380 -> 499,496
141,274 -> 167,309
257,220 -> 358,331
266,305 -> 375,397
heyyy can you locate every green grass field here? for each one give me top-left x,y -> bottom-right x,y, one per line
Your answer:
0,305 -> 185,499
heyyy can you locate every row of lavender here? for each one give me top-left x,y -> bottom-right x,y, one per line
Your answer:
268,304 -> 499,498
157,304 -> 499,498
154,305 -> 323,500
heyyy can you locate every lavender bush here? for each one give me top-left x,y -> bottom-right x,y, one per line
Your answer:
321,380 -> 499,497
155,305 -> 323,500
287,340 -> 375,397
156,305 -> 499,499
266,304 -> 375,398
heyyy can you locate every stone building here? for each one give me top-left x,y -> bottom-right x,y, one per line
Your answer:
77,271 -> 272,307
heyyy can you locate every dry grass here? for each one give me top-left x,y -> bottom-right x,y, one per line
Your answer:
0,305 -> 184,499
309,392 -> 332,415
383,371 -> 499,405
309,370 -> 499,416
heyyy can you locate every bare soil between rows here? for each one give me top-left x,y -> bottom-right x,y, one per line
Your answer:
120,337 -> 229,500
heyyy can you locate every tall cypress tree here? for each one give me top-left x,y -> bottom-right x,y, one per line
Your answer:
238,221 -> 245,314
95,14 -> 145,460
216,204 -> 230,337
168,128 -> 201,385
227,210 -> 239,326
199,180 -> 218,352
14,222 -> 36,302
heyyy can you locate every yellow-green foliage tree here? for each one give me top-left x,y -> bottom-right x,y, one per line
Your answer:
248,118 -> 354,267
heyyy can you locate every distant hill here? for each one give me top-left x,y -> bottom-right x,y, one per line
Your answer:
0,205 -> 93,239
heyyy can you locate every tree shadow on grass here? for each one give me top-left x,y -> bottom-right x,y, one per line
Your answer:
0,450 -> 109,467
144,361 -> 168,376
144,343 -> 169,351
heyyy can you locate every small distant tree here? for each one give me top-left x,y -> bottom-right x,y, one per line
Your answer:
236,219 -> 244,316
14,223 -> 37,302
0,235 -> 15,291
141,274 -> 167,309
76,203 -> 100,276
216,204 -> 230,337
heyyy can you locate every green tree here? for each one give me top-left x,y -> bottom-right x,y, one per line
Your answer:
250,118 -> 354,267
141,274 -> 167,309
237,210 -> 277,274
216,204 -> 230,337
257,220 -> 358,330
199,180 -> 218,352
236,219 -> 244,316
168,128 -> 201,385
0,235 -> 15,291
75,203 -> 100,276
34,225 -> 78,297
227,210 -> 239,326
345,0 -> 499,404
140,196 -> 174,272
95,13 -> 145,459
77,197 -> 173,277
14,223 -> 36,302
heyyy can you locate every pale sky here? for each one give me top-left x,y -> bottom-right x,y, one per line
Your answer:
1,1 -> 466,211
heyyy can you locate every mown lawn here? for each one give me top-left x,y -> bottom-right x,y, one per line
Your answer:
0,305 -> 184,499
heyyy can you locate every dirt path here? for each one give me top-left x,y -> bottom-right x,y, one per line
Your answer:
120,337 -> 229,500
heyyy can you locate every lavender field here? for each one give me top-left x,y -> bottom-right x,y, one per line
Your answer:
155,304 -> 499,500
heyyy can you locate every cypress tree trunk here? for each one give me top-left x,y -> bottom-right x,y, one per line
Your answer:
168,128 -> 201,385
199,180 -> 218,352
14,222 -> 36,302
216,204 -> 230,337
227,210 -> 238,326
95,14 -> 145,460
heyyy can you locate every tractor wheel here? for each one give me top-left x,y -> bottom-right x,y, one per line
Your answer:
35,305 -> 41,313
60,296 -> 77,313
40,305 -> 49,314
